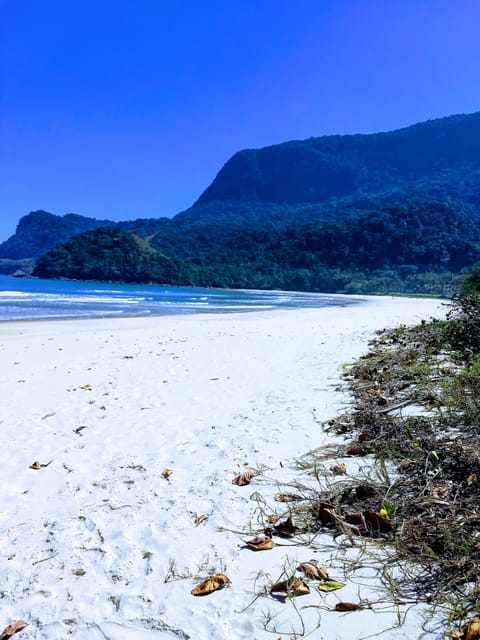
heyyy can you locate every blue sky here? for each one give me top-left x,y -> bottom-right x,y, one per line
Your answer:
1,0 -> 480,242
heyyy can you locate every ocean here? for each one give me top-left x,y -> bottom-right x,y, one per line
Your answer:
0,275 -> 363,321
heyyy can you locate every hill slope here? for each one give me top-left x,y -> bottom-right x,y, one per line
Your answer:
4,111 -> 480,294
189,112 -> 480,215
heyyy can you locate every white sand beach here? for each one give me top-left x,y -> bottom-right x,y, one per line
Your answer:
0,296 -> 447,640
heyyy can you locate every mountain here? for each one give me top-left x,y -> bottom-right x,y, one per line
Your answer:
187,111 -> 480,216
0,210 -> 116,260
5,111 -> 480,294
33,228 -> 187,284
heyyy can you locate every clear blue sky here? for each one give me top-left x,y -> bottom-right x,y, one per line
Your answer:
1,0 -> 479,242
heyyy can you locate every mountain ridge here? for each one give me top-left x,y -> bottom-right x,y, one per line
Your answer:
2,110 -> 480,294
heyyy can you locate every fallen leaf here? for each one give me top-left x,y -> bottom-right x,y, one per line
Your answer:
345,512 -> 367,533
191,573 -> 230,596
453,617 -> 480,640
274,492 -> 303,502
73,425 -> 88,434
266,514 -> 280,524
334,602 -> 362,612
399,458 -> 416,469
364,510 -> 392,533
272,516 -> 297,538
330,463 -> 347,475
246,536 -> 275,551
270,577 -> 310,596
161,468 -> 173,479
299,561 -> 329,581
232,471 -> 255,486
318,506 -> 338,526
467,474 -> 478,486
41,412 -> 55,420
195,514 -> 208,526
432,486 -> 449,499
345,445 -> 364,456
0,620 -> 29,639
29,460 -> 52,470
466,619 -> 480,640
78,384 -> 92,390
317,580 -> 346,592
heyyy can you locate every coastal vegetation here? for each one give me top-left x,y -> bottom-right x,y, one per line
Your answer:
275,271 -> 480,636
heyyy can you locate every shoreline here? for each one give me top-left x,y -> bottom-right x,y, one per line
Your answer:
0,297 -> 446,639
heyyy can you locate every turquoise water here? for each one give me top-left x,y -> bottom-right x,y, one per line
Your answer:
0,276 -> 362,321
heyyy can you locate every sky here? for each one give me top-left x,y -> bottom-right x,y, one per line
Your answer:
1,0 -> 480,243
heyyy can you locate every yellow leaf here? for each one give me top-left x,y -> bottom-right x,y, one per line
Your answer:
41,412 -> 55,420
317,580 -> 345,592
161,468 -> 173,479
195,514 -> 208,526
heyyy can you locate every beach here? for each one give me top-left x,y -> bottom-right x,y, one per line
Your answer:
0,296 -> 446,640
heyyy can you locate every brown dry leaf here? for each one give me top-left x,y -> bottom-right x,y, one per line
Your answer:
299,561 -> 329,581
195,514 -> 208,526
465,619 -> 480,640
191,573 -> 230,596
274,492 -> 302,503
270,577 -> 310,596
334,602 -> 362,612
330,463 -> 347,475
399,458 -> 416,469
364,510 -> 392,533
41,412 -> 55,420
467,474 -> 477,486
0,620 -> 29,639
161,468 -> 173,479
432,486 -> 449,499
345,445 -> 363,456
272,516 -> 297,538
266,514 -> 280,524
453,617 -> 480,640
246,536 -> 275,551
29,460 -> 52,470
78,384 -> 92,390
232,471 -> 255,486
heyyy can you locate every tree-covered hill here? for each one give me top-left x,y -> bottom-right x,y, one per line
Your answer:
32,200 -> 480,295
0,211 -> 116,260
5,111 -> 480,294
189,112 -> 480,215
33,228 -> 186,284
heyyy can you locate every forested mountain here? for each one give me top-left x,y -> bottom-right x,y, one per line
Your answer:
0,211 -> 116,259
33,200 -> 480,295
5,111 -> 480,294
33,228 -> 185,284
189,112 -> 480,216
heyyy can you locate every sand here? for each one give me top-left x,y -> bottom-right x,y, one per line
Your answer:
0,296 -> 447,639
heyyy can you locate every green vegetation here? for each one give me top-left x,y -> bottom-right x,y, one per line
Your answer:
5,111 -> 480,293
309,279 -> 480,633
32,228 -> 187,284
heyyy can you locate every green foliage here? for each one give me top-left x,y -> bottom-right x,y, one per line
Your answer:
446,293 -> 480,355
32,228 -> 187,284
6,112 -> 480,292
